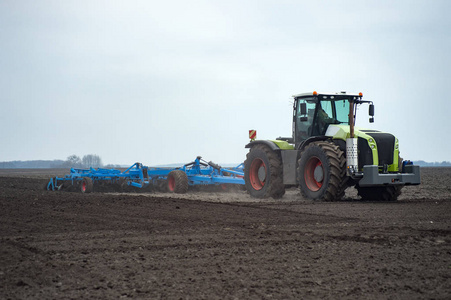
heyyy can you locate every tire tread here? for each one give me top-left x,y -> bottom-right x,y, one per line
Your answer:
168,170 -> 189,194
244,144 -> 285,199
298,140 -> 347,201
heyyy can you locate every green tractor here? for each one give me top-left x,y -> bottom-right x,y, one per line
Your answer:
244,91 -> 420,201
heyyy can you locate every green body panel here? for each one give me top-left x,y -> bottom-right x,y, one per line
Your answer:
269,140 -> 295,150
325,125 -> 400,172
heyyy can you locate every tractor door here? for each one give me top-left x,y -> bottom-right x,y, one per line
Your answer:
317,101 -> 334,135
294,98 -> 317,147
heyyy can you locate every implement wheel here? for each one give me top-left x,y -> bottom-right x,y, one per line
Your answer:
167,170 -> 189,194
298,141 -> 347,201
81,177 -> 94,193
244,144 -> 285,199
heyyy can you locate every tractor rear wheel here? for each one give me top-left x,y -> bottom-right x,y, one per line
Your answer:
81,177 -> 94,193
244,144 -> 285,199
356,185 -> 402,201
298,141 -> 347,201
167,170 -> 189,194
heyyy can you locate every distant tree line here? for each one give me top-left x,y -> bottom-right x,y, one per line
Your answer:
415,160 -> 451,167
0,160 -> 66,169
0,154 -> 106,169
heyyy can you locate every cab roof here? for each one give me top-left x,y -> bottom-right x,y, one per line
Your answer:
292,91 -> 363,99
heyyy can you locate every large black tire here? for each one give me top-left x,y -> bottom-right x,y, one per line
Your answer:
244,144 -> 285,199
167,170 -> 189,194
356,185 -> 402,201
298,141 -> 347,201
80,177 -> 94,193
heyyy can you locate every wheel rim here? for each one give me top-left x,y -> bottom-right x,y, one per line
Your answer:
168,175 -> 175,192
81,181 -> 86,192
249,158 -> 266,190
304,156 -> 324,191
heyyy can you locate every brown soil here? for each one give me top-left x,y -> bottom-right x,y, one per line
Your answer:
0,167 -> 450,299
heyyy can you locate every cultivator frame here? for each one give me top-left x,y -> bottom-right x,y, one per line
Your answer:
46,156 -> 244,193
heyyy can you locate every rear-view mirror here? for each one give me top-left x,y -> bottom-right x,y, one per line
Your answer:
369,104 -> 375,116
300,103 -> 307,115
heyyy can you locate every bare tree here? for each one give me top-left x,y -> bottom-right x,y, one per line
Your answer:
66,154 -> 82,167
82,154 -> 103,168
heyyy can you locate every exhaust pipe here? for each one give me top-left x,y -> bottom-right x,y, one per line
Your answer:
346,138 -> 358,176
347,98 -> 358,175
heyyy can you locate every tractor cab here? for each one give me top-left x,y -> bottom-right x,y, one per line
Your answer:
292,91 -> 373,149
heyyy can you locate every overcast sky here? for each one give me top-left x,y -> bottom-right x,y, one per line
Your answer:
1,0 -> 450,166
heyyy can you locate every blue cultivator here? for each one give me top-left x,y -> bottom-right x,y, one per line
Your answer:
45,156 -> 244,194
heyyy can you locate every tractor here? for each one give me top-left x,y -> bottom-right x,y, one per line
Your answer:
244,91 -> 420,201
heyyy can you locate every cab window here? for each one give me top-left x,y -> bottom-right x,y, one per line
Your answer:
295,98 -> 316,142
335,100 -> 350,124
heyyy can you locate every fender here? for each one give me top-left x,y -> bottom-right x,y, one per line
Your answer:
245,140 -> 295,151
298,136 -> 329,151
245,140 -> 279,151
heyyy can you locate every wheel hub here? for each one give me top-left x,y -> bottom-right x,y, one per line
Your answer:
168,176 -> 175,191
258,166 -> 266,182
304,156 -> 324,192
249,158 -> 266,191
314,165 -> 324,182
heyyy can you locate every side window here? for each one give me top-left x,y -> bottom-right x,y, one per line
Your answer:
296,99 -> 316,142
297,99 -> 316,119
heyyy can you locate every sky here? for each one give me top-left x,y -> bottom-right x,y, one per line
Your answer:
1,0 -> 450,166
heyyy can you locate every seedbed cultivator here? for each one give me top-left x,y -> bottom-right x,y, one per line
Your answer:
45,156 -> 244,194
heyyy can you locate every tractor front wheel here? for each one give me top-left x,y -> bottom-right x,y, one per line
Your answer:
244,144 -> 285,199
298,141 -> 347,201
167,170 -> 189,194
356,185 -> 402,202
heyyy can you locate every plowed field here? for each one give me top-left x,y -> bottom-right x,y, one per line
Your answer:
1,168 -> 450,299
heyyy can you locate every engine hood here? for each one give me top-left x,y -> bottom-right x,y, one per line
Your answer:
324,125 -> 396,141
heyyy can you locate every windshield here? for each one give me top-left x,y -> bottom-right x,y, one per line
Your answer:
334,99 -> 349,124
319,99 -> 349,124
